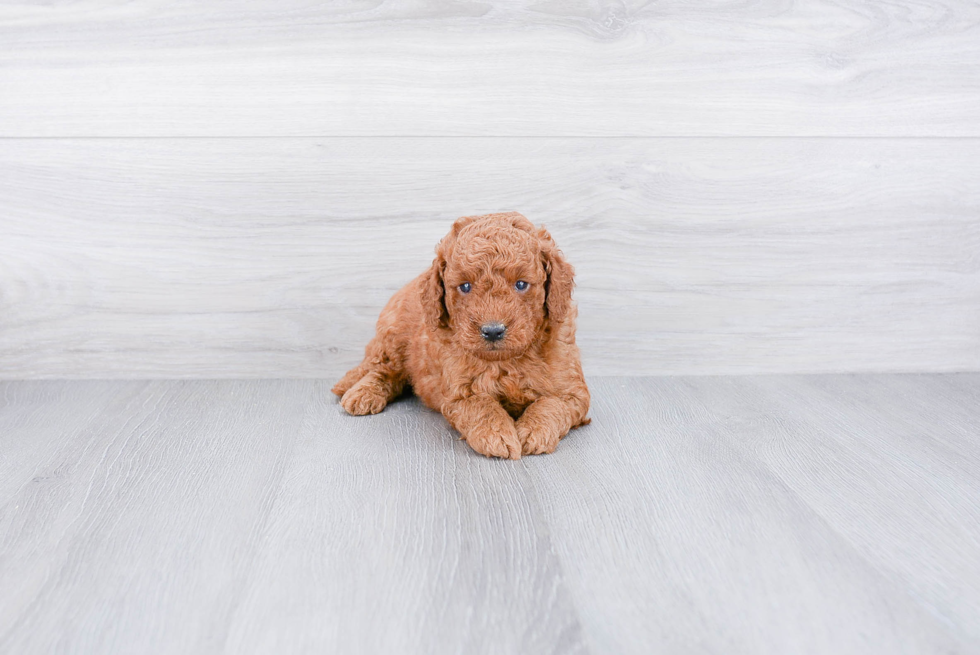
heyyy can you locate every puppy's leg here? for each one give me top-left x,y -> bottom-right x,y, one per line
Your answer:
333,286 -> 409,415
517,391 -> 590,455
334,331 -> 406,416
331,363 -> 371,397
443,396 -> 522,460
339,366 -> 405,416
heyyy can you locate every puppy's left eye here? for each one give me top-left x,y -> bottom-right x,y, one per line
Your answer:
514,280 -> 529,292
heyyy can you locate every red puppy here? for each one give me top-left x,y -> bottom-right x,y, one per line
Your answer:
332,212 -> 590,459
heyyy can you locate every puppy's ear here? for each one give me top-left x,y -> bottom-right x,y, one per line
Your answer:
538,227 -> 574,324
448,214 -> 482,238
421,244 -> 450,331
505,212 -> 536,234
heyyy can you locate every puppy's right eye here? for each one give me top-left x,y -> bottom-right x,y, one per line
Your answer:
458,282 -> 472,294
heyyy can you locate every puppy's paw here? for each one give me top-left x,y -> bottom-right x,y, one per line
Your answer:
340,378 -> 388,415
464,423 -> 522,460
332,365 -> 368,397
517,418 -> 564,456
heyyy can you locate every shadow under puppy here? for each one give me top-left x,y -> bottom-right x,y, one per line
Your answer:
333,212 -> 590,459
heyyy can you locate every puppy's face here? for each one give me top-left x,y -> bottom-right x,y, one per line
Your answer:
443,226 -> 547,360
422,213 -> 575,360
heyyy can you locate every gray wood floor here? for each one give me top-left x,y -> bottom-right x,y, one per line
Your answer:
1,375 -> 977,654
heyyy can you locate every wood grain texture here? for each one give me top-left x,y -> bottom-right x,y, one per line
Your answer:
526,375 -> 980,654
1,375 -> 978,653
1,137 -> 977,378
0,380 -> 312,654
1,1 -> 979,136
701,374 -> 980,639
222,385 -> 584,655
0,380 -> 586,655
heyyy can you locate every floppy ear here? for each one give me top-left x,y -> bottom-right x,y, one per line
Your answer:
420,244 -> 450,331
537,227 -> 575,324
448,214 -> 483,238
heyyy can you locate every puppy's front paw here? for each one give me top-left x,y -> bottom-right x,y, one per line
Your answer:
517,418 -> 564,456
464,423 -> 522,460
340,378 -> 388,415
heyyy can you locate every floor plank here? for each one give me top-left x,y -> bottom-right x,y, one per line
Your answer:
0,381 -> 311,654
2,1 -> 979,136
526,377 -> 974,654
0,381 -> 586,655
2,138 -> 977,378
1,376 -> 978,653
222,382 -> 586,655
707,374 -> 980,642
0,381 -> 146,500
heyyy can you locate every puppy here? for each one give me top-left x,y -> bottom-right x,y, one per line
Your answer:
332,212 -> 590,459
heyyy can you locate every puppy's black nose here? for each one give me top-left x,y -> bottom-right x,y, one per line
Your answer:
481,322 -> 506,343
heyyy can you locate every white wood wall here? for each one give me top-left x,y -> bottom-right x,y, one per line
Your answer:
1,1 -> 978,378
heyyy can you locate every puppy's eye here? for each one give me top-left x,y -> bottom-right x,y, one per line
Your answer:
458,282 -> 472,294
514,280 -> 529,292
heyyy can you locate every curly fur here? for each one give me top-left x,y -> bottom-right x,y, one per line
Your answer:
332,212 -> 590,459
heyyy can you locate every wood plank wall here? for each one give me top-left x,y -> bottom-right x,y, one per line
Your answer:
1,1 -> 978,378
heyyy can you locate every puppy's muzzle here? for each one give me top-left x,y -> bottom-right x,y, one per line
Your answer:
480,322 -> 506,343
